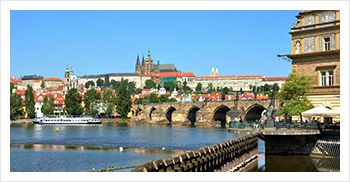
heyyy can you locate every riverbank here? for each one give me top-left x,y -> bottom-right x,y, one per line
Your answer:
10,118 -> 229,128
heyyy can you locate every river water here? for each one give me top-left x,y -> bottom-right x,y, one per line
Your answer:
10,123 -> 338,172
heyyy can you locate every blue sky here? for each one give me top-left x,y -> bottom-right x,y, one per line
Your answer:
10,10 -> 300,80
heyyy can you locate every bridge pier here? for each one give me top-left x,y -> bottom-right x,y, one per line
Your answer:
261,134 -> 321,155
229,128 -> 321,155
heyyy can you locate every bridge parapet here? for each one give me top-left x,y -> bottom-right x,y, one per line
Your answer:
130,132 -> 261,172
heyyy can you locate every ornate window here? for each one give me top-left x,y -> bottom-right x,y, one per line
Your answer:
295,41 -> 301,54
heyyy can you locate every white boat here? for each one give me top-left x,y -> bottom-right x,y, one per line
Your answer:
33,115 -> 102,124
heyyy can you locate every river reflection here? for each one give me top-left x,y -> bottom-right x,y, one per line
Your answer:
10,123 -> 339,172
250,154 -> 339,172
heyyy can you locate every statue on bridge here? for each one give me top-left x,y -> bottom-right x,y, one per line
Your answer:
266,103 -> 275,121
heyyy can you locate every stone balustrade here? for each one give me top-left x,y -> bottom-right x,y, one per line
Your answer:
130,132 -> 261,172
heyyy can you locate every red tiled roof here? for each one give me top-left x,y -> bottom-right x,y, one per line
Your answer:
149,72 -> 195,78
34,80 -> 42,83
15,89 -> 26,95
53,85 -> 63,92
34,93 -> 51,102
196,75 -> 265,80
140,74 -> 153,77
181,72 -> 195,77
263,77 -> 287,81
10,77 -> 22,83
43,77 -> 62,81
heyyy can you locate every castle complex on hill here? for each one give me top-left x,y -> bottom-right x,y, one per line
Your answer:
135,49 -> 177,75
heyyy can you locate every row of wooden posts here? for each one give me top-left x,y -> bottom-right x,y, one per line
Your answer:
131,132 -> 261,172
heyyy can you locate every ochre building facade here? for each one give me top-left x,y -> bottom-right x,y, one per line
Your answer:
287,10 -> 340,122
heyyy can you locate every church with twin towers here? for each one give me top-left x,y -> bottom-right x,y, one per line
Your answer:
135,49 -> 178,75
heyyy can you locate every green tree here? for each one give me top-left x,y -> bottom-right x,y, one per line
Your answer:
85,81 -> 95,88
263,83 -> 271,92
168,98 -> 177,103
136,88 -> 143,94
25,85 -> 35,118
164,81 -> 179,92
84,88 -> 101,116
110,79 -> 120,90
10,83 -> 23,120
222,87 -> 230,95
272,83 -> 280,92
195,83 -> 202,91
102,89 -> 115,116
182,81 -> 191,93
160,94 -> 169,103
277,74 -> 314,122
41,95 -> 54,116
65,88 -> 83,115
41,81 -> 46,89
207,83 -> 213,93
96,78 -> 104,88
149,92 -> 158,103
249,84 -> 253,91
115,85 -> 132,118
144,79 -> 156,89
128,81 -> 136,94
183,81 -> 188,92
239,87 -> 243,94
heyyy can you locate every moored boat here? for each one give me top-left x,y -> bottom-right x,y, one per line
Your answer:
33,115 -> 102,124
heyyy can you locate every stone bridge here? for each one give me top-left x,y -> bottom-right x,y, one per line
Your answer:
132,99 -> 280,126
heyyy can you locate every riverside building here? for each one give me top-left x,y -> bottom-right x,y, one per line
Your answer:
286,10 -> 340,122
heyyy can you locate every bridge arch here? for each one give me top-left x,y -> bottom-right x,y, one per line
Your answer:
149,107 -> 156,120
135,107 -> 142,116
243,104 -> 266,122
212,105 -> 231,126
187,106 -> 200,124
165,107 -> 176,123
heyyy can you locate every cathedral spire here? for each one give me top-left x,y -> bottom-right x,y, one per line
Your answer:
136,54 -> 140,65
146,48 -> 153,61
157,55 -> 160,65
135,54 -> 141,74
142,55 -> 145,66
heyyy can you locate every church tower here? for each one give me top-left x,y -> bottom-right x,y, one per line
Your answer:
211,66 -> 215,77
215,67 -> 219,76
144,48 -> 153,74
70,66 -> 78,89
135,54 -> 141,74
63,65 -> 70,95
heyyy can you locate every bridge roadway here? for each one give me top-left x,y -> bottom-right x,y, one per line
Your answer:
229,128 -> 321,155
133,99 -> 279,126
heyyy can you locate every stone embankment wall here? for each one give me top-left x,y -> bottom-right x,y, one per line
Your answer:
131,132 -> 261,172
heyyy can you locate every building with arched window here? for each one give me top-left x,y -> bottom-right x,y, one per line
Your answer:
286,10 -> 340,122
